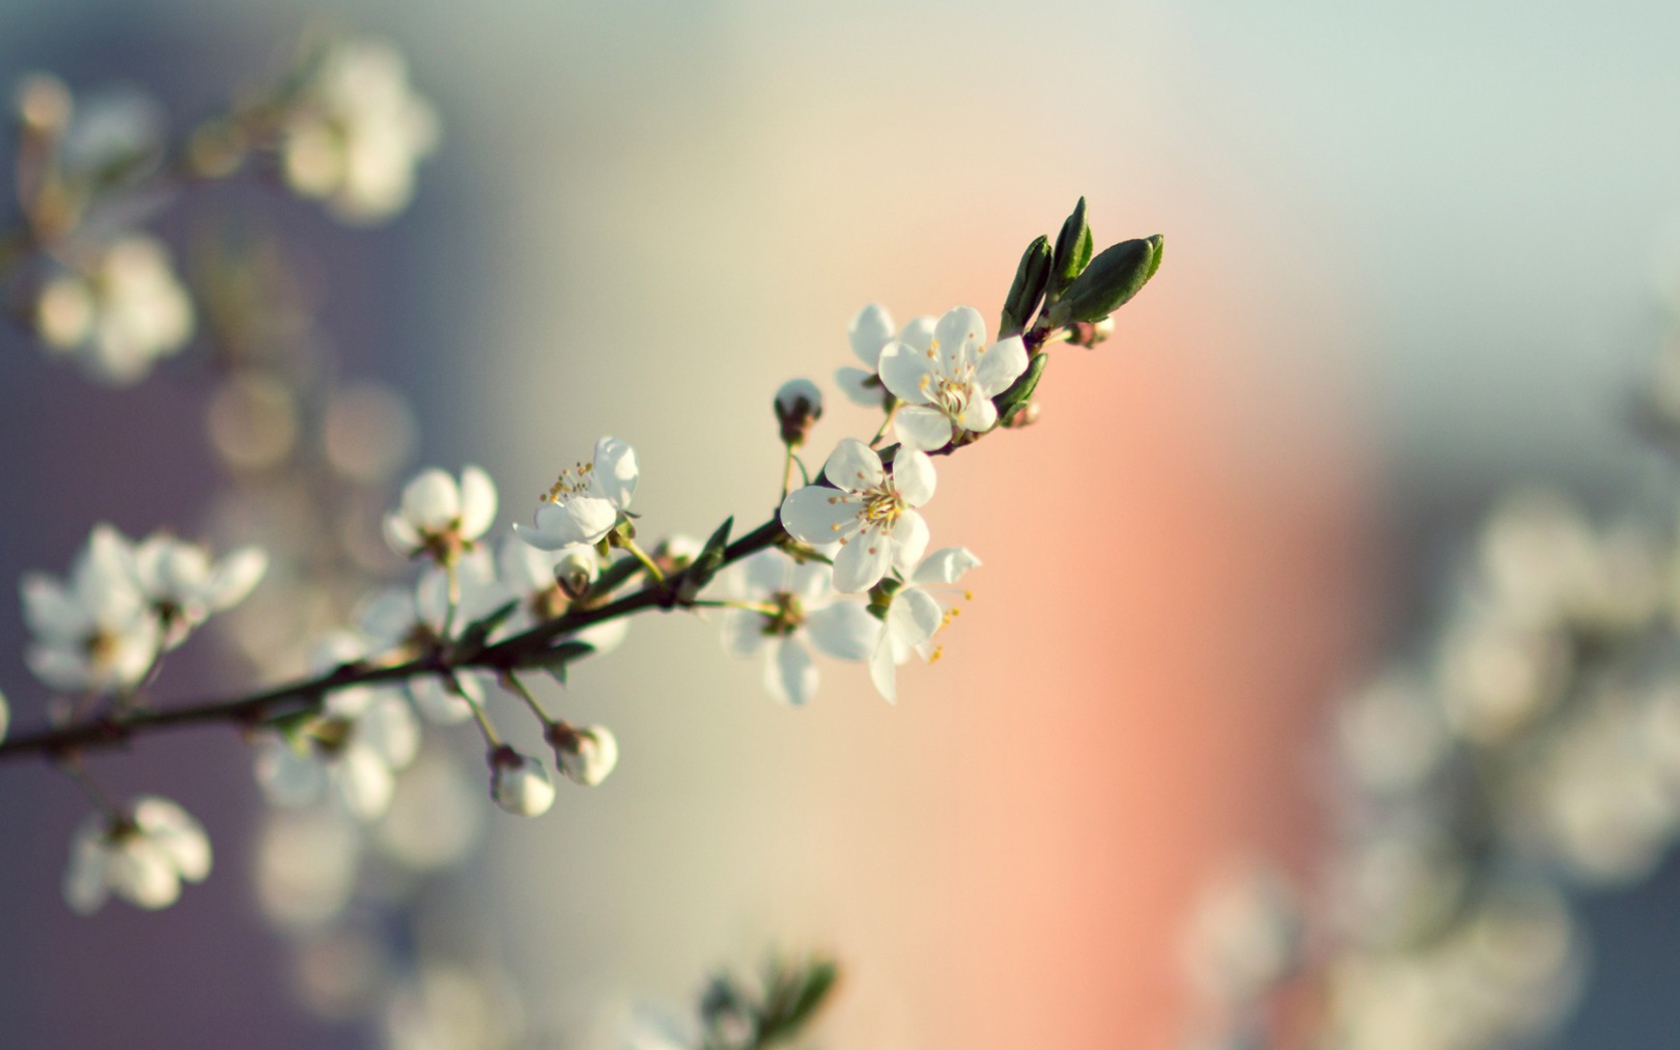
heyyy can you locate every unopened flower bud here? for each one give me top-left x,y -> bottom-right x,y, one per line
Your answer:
546,722 -> 619,787
15,74 -> 71,133
1001,401 -> 1040,429
553,545 -> 599,601
488,746 -> 554,816
1066,316 -> 1115,349
774,378 -> 823,447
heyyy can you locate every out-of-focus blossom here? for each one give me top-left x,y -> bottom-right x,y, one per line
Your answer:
382,962 -> 526,1050
255,808 -> 363,930
717,548 -> 879,705
549,723 -> 619,787
494,535 -> 629,654
876,305 -> 1029,451
773,378 -> 823,447
130,533 -> 266,647
35,235 -> 193,385
280,38 -> 440,225
868,546 -> 978,704
375,750 -> 485,871
835,303 -> 934,407
1182,865 -> 1303,1011
1335,672 -> 1450,795
21,523 -> 159,694
253,633 -> 420,821
489,748 -> 554,816
779,439 -> 935,593
63,795 -> 211,914
383,465 -> 497,565
516,437 -> 639,551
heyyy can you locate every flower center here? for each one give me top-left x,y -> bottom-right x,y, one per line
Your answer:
759,592 -> 805,637
543,461 -> 595,503
859,485 -> 904,527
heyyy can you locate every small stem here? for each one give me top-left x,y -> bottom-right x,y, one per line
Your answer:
618,537 -> 666,583
59,759 -> 126,822
456,677 -> 502,748
869,401 -> 901,448
781,445 -> 796,501
499,671 -> 554,728
689,599 -> 779,615
442,561 -> 461,638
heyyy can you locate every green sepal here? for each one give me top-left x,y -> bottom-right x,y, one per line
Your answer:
992,349 -> 1048,425
1045,197 -> 1093,304
520,640 -> 596,686
999,235 -> 1052,338
676,516 -> 733,604
1048,234 -> 1163,326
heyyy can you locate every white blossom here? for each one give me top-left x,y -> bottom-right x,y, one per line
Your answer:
382,465 -> 498,564
717,548 -> 880,705
550,723 -> 619,787
868,547 -> 979,704
490,748 -> 555,816
36,235 -> 193,386
280,38 -> 440,224
0,686 -> 8,743
494,535 -> 630,654
876,305 -> 1029,451
779,439 -> 935,593
516,436 -> 639,550
836,303 -> 934,407
63,795 -> 211,914
253,633 -> 420,821
21,522 -> 160,694
130,533 -> 267,648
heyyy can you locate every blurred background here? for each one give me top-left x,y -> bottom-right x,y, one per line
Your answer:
0,1 -> 1676,1047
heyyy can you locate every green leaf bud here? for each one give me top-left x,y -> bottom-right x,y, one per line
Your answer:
1048,234 -> 1163,327
999,235 -> 1052,338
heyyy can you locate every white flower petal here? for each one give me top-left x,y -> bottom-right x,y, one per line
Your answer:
847,303 -> 895,367
933,306 -> 987,365
357,589 -> 418,651
868,636 -> 900,705
890,511 -> 929,574
780,486 -> 861,545
22,573 -> 87,639
889,587 -> 944,650
877,341 -> 936,405
336,746 -> 396,821
912,547 -> 981,585
720,607 -> 770,658
359,694 -> 421,769
821,438 -> 886,493
592,436 -> 639,510
805,602 -> 881,662
132,796 -> 211,883
26,643 -> 93,692
835,366 -> 882,407
572,616 -> 630,655
492,754 -> 555,816
383,511 -> 422,556
893,405 -> 953,451
400,468 -> 460,530
788,557 -> 833,600
254,739 -> 328,808
764,637 -> 818,705
203,546 -> 267,611
832,525 -> 893,594
892,449 -> 937,507
64,819 -> 112,915
740,549 -> 794,597
110,839 -> 181,910
899,316 -> 937,353
957,395 -> 998,434
457,466 -> 499,540
975,335 -> 1029,396
411,673 -> 475,725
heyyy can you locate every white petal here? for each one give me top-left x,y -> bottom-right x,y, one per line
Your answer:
400,468 -> 459,530
933,305 -> 987,366
720,607 -> 770,658
411,673 -> 474,725
847,302 -> 895,367
891,449 -> 937,507
805,602 -> 881,662
831,525 -> 893,594
132,796 -> 211,883
591,436 -> 639,510
876,341 -> 936,404
26,643 -> 92,691
573,616 -> 630,654
780,486 -> 861,545
898,316 -> 937,353
204,547 -> 267,611
336,747 -> 395,821
764,637 -> 818,705
554,497 -> 621,547
975,335 -> 1029,396
893,405 -> 953,452
383,511 -> 422,556
788,557 -> 832,600
0,688 -> 8,744
889,586 -> 944,650
415,567 -> 451,632
110,839 -> 181,909
821,438 -> 885,492
835,366 -> 882,407
868,636 -> 900,704
457,466 -> 499,540
890,511 -> 929,573
740,548 -> 794,597
913,547 -> 981,585
253,739 -> 327,808
356,589 -> 418,650
497,533 -> 554,594
358,694 -> 421,768
21,574 -> 87,640
957,395 -> 998,434
492,755 -> 555,816
64,819 -> 112,915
